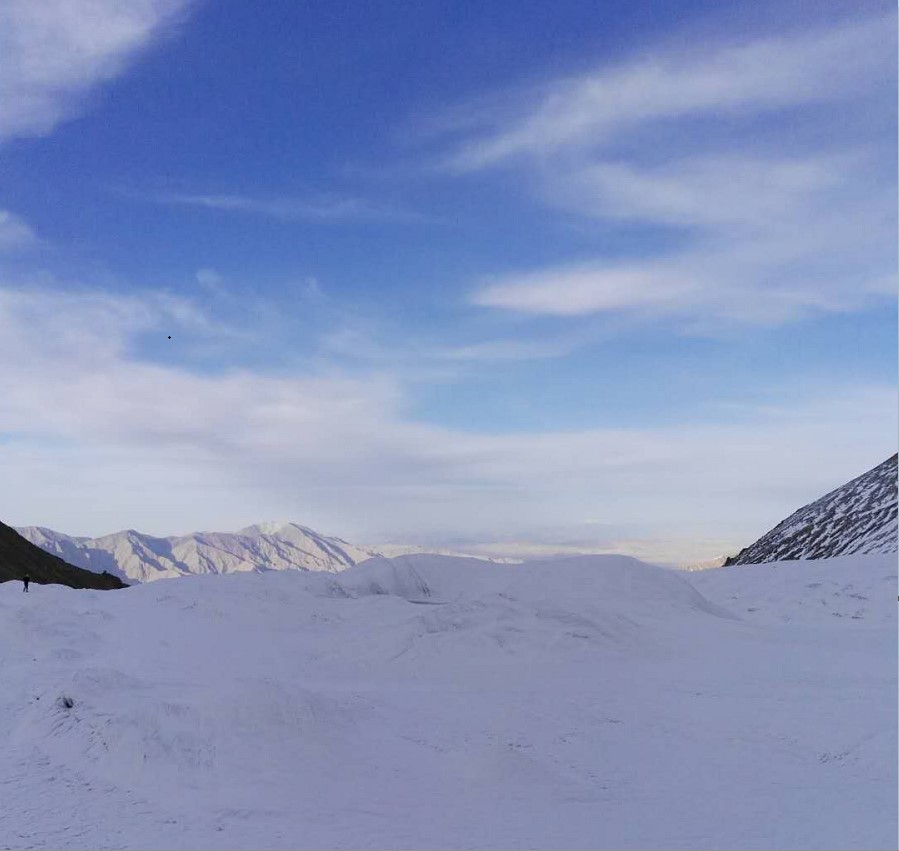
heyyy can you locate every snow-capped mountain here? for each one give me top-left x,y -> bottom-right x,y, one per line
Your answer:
16,522 -> 517,585
15,522 -> 379,584
726,454 -> 897,565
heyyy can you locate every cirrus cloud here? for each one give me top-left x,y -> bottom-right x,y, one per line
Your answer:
442,14 -> 893,172
0,0 -> 194,142
0,210 -> 38,251
434,13 -> 897,328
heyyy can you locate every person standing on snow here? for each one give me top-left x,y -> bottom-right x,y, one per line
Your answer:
22,574 -> 29,593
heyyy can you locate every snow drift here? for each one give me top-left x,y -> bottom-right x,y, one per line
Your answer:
0,553 -> 894,849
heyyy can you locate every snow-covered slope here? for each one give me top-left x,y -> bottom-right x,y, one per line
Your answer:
691,552 -> 897,625
0,552 -> 893,849
726,454 -> 897,565
15,522 -> 378,584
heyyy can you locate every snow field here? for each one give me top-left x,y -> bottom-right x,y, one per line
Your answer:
0,553 -> 895,849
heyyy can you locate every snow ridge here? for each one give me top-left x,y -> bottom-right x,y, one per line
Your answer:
727,454 -> 897,565
14,522 -> 378,584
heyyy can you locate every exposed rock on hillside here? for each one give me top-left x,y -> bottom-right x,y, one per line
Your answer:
726,454 -> 897,565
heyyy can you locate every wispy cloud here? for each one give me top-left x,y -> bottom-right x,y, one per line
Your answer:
0,210 -> 38,251
159,191 -> 427,224
320,321 -> 586,368
442,15 -> 892,171
194,267 -> 225,295
423,14 -> 896,327
429,336 -> 581,363
0,0 -> 194,142
473,151 -> 893,325
474,262 -> 699,318
0,285 -> 893,553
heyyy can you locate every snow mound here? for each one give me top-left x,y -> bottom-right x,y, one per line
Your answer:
329,554 -> 736,660
339,553 -> 732,614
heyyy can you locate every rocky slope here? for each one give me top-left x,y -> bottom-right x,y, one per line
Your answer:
726,454 -> 897,565
0,520 -> 125,589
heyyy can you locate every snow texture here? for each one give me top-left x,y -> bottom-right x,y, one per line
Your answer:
727,454 -> 897,564
0,552 -> 894,849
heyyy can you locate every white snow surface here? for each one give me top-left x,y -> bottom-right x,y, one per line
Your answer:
691,552 -> 898,625
0,552 -> 894,849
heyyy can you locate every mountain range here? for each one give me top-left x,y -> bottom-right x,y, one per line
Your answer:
14,521 -> 515,585
15,454 -> 897,583
15,522 -> 379,584
726,453 -> 897,565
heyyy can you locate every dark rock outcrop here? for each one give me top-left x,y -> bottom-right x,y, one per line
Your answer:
0,520 -> 126,589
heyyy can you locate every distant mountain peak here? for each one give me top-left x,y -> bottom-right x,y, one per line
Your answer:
726,454 -> 898,565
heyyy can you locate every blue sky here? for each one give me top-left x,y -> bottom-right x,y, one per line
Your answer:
0,0 -> 895,562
